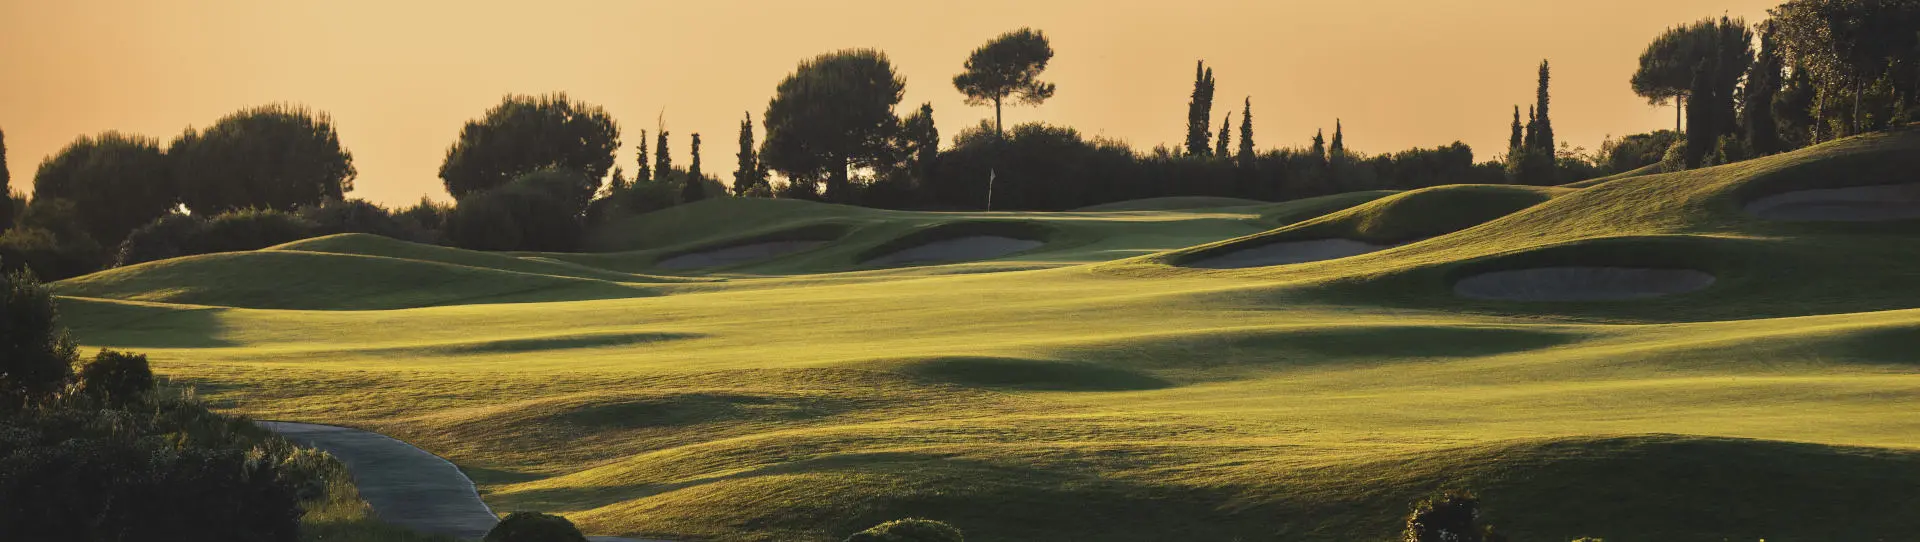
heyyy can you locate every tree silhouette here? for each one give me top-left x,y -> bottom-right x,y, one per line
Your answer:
1632,17 -> 1754,134
655,129 -> 672,183
1330,119 -> 1347,158
953,28 -> 1056,140
683,133 -> 705,203
1185,61 -> 1217,156
1236,98 -> 1255,169
634,130 -> 652,185
1508,106 -> 1524,152
0,127 -> 11,230
439,94 -> 614,201
174,104 -> 357,214
1214,112 -> 1233,158
900,103 -> 941,187
1532,60 -> 1555,153
33,132 -> 176,247
733,113 -> 763,197
762,49 -> 905,203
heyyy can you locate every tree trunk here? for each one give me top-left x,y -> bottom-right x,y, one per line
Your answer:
994,96 -> 1004,140
1676,99 -> 1683,133
1853,77 -> 1863,135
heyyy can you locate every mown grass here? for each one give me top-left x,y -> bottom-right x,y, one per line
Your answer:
49,129 -> 1920,541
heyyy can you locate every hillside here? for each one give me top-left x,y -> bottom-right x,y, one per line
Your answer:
51,130 -> 1920,541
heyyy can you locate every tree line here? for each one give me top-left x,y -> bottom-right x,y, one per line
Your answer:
2,0 -> 1914,278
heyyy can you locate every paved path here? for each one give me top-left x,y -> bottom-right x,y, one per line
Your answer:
262,421 -> 657,542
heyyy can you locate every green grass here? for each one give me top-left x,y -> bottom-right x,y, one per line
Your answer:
50,129 -> 1920,541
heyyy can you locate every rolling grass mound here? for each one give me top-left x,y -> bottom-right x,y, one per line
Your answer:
1073,196 -> 1265,211
1172,184 -> 1562,268
55,250 -> 653,310
885,356 -> 1172,391
272,233 -> 688,283
47,130 -> 1920,540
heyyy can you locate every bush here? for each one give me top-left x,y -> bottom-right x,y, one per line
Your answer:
1598,131 -> 1682,174
845,518 -> 965,542
0,434 -> 302,541
0,226 -> 106,280
1403,490 -> 1501,542
197,209 -> 316,253
76,349 -> 155,405
114,213 -> 203,266
483,511 -> 587,542
0,268 -> 78,403
396,196 -> 453,238
445,169 -> 585,252
298,197 -> 408,239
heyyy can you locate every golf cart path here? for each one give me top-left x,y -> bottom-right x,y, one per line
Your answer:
261,421 -> 664,542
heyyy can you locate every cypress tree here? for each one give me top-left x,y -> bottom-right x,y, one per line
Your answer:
733,112 -> 759,196
634,130 -> 651,184
655,129 -> 672,182
0,127 -> 11,229
1532,60 -> 1555,152
1329,119 -> 1346,158
682,133 -> 705,202
1508,106 -> 1524,152
1310,129 -> 1327,160
1524,106 -> 1538,150
1236,98 -> 1255,168
1214,113 -> 1233,157
1745,21 -> 1784,156
1185,61 -> 1217,156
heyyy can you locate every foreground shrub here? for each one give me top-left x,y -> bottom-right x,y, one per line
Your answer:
845,518 -> 965,542
0,268 -> 77,403
0,436 -> 302,541
1403,489 -> 1506,542
76,349 -> 155,405
484,511 -> 588,542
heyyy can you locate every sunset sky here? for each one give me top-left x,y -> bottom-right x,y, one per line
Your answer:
1,0 -> 1775,206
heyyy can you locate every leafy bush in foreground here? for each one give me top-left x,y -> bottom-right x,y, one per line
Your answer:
0,268 -> 78,403
483,511 -> 588,542
76,349 -> 155,406
845,518 -> 965,542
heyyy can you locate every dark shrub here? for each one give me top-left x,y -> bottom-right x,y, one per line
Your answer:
0,437 -> 301,542
114,213 -> 202,266
0,226 -> 105,280
77,349 -> 154,405
1599,131 -> 1683,175
1403,490 -> 1493,542
193,208 -> 316,254
845,518 -> 964,542
396,196 -> 453,238
0,268 -> 77,403
483,511 -> 588,542
298,197 -> 408,239
446,169 -> 585,252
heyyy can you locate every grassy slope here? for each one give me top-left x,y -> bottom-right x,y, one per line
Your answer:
51,130 -> 1920,541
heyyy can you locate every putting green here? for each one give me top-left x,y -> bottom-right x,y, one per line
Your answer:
54,130 -> 1920,541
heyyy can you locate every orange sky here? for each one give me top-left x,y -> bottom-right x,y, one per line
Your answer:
0,0 -> 1775,206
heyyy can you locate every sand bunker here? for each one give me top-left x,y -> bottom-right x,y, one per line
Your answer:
865,236 -> 1043,266
1745,182 -> 1920,221
1454,267 -> 1714,301
1189,239 -> 1403,269
656,240 -> 825,270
